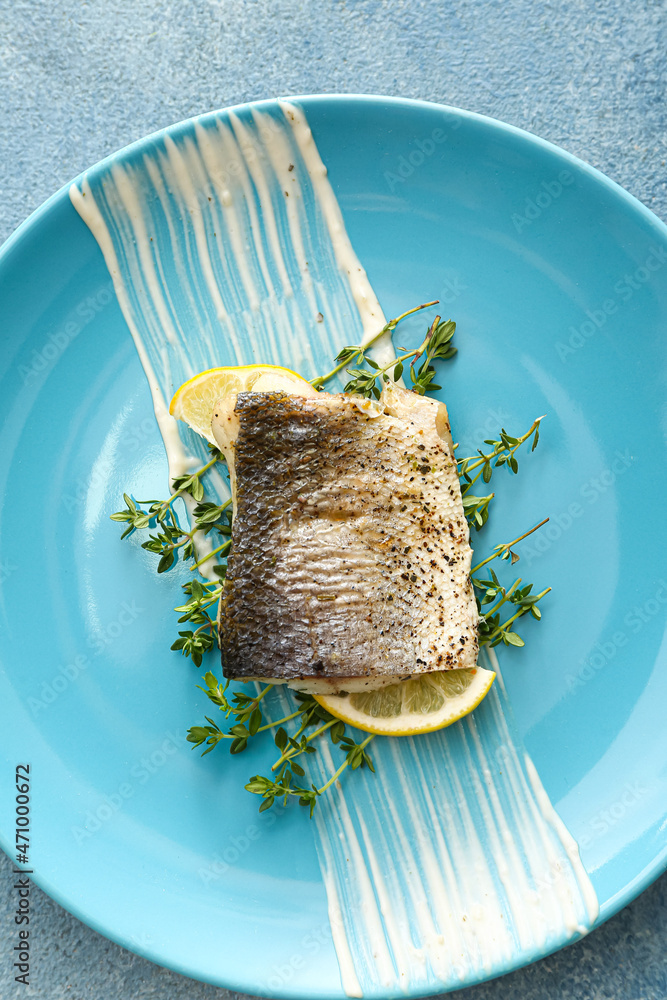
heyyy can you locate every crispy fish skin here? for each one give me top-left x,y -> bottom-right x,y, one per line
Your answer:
214,384 -> 478,684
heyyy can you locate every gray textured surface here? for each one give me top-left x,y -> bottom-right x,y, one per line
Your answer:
1,0 -> 666,997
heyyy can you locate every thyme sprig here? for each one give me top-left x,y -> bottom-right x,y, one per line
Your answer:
109,458 -> 231,575
186,673 -> 272,753
186,671 -> 375,816
462,493 -> 495,531
341,314 -> 457,399
471,519 -> 550,573
471,519 -> 551,648
459,418 -> 544,530
246,732 -> 375,817
271,715 -> 344,772
309,300 -> 439,390
477,583 -> 552,648
110,451 -> 221,535
458,417 -> 543,492
171,579 -> 225,665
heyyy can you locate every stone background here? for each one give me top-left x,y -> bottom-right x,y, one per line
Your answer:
0,1 -> 665,998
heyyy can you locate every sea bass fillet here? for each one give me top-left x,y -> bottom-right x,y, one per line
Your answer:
212,383 -> 479,692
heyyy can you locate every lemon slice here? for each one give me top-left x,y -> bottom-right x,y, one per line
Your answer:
314,668 -> 495,736
169,364 -> 319,444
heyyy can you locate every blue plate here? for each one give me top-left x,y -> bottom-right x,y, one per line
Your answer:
0,96 -> 666,998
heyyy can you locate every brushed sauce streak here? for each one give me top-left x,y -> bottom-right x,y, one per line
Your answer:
70,103 -> 598,996
274,649 -> 597,996
70,102 -> 389,576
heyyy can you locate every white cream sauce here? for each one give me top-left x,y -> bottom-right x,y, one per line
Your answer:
275,648 -> 597,994
70,103 -> 598,995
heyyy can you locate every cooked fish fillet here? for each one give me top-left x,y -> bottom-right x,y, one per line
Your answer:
212,383 -> 479,691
